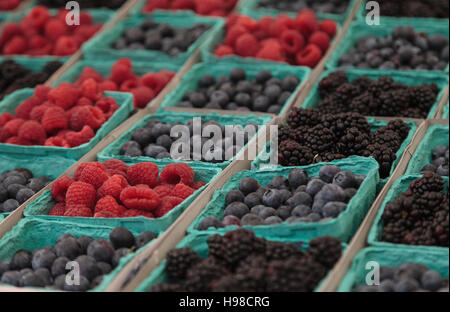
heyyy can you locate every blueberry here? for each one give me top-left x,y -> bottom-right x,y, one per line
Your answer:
114,37 -> 127,49
264,216 -> 283,225
262,189 -> 283,208
258,207 -> 277,219
285,216 -> 305,224
56,234 -> 76,245
319,165 -> 341,183
276,205 -> 292,220
428,34 -> 448,52
305,179 -> 326,197
395,278 -> 420,292
432,145 -> 447,159
122,144 -> 143,157
278,91 -> 291,105
112,248 -> 129,268
255,70 -> 272,83
286,192 -> 312,208
0,185 -> 8,202
354,175 -> 366,188
395,263 -> 428,282
250,205 -> 267,215
31,248 -> 56,271
26,178 -> 46,193
131,128 -> 152,147
77,236 -> 94,254
266,77 -> 281,86
234,93 -> 252,107
51,257 -> 69,277
421,270 -> 443,291
380,266 -> 396,281
288,169 -> 309,189
15,168 -> 32,180
267,105 -> 282,114
291,205 -> 311,218
156,134 -> 172,151
7,183 -> 25,198
224,202 -> 250,219
264,85 -> 282,102
3,175 -> 27,188
34,268 -> 53,286
433,157 -> 446,167
135,231 -> 157,249
322,202 -> 346,218
378,280 -> 395,292
16,188 -> 35,204
225,190 -> 245,206
252,95 -> 271,112
210,90 -> 229,107
315,184 -> 346,203
87,240 -> 114,264
151,123 -> 171,139
177,101 -> 193,108
333,171 -> 355,189
2,198 -> 19,212
144,144 -> 167,158
344,188 -> 358,203
236,80 -> 253,93
97,262 -> 112,275
353,285 -> 378,292
109,227 -> 135,249
0,271 -> 21,286
0,260 -> 10,277
198,75 -> 215,88
189,92 -> 207,108
307,212 -> 322,222
222,215 -> 241,227
230,68 -> 246,82
241,214 -> 264,226
239,178 -> 260,195
55,237 -> 82,260
441,46 -> 449,62
436,164 -> 449,176
281,76 -> 300,92
399,46 -> 413,64
244,192 -> 262,208
269,176 -> 289,189
226,102 -> 239,110
64,275 -> 91,292
278,189 -> 292,203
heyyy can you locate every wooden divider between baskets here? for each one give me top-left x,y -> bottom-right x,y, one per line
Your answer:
318,118 -> 449,292
434,84 -> 449,119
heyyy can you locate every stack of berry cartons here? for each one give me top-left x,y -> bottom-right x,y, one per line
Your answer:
24,159 -> 221,233
158,63 -> 310,115
0,6 -> 113,64
0,217 -> 161,291
188,157 -> 379,243
0,82 -> 133,160
53,58 -> 180,109
135,228 -> 346,292
82,11 -> 225,66
201,10 -> 339,69
97,112 -> 273,169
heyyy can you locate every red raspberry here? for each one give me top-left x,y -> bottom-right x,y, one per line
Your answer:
44,136 -> 70,147
154,196 -> 183,218
319,20 -> 337,38
255,40 -> 285,62
76,97 -> 93,107
119,79 -> 139,92
296,9 -> 318,38
42,106 -> 68,134
121,209 -> 154,218
73,25 -> 100,41
259,16 -> 275,35
97,175 -> 128,201
24,6 -> 50,28
65,125 -> 95,147
94,195 -> 126,215
131,87 -> 155,108
81,78 -> 103,101
28,43 -> 53,56
270,18 -> 290,38
225,25 -> 247,47
143,0 -> 170,12
194,0 -> 222,15
95,97 -> 118,118
2,35 -> 27,54
0,23 -> 22,47
159,163 -> 195,186
0,113 -> 13,127
66,181 -> 96,209
18,120 -> 46,145
120,185 -> 160,211
4,136 -> 23,145
29,35 -> 49,50
78,67 -> 103,84
234,15 -> 258,32
235,33 -> 260,57
127,163 -> 159,187
172,0 -> 195,10
54,36 -> 79,56
141,72 -> 168,93
192,181 -> 206,190
110,62 -> 134,85
49,203 -> 66,216
105,169 -> 127,179
69,106 -> 105,131
15,96 -> 40,119
48,85 -> 79,110
214,44 -> 234,57
51,176 -> 74,202
308,31 -> 330,53
159,183 -> 176,190
34,85 -> 51,101
154,185 -> 172,198
99,80 -> 118,92
73,162 -> 105,180
94,210 -> 118,218
103,159 -> 128,173
281,30 -> 305,55
64,205 -> 93,217
79,12 -> 93,25
296,44 -> 323,68
78,162 -> 109,189
57,129 -> 70,138
171,183 -> 195,199
29,105 -> 49,122
3,118 -> 24,136
44,19 -> 68,41
209,9 -> 226,17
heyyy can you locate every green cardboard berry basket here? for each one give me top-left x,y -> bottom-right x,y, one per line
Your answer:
130,1 -> 248,16
0,217 -> 161,292
0,9 -> 114,65
24,160 -> 221,234
157,62 -> 311,116
82,11 -> 224,65
302,68 -> 449,119
97,112 -> 273,170
405,124 -> 449,175
0,88 -> 133,160
135,231 -> 346,292
0,154 -> 76,218
338,247 -> 449,292
443,101 -> 449,119
251,119 -> 417,190
187,156 -> 379,243
241,0 -> 359,24
326,20 -> 450,72
367,174 -> 449,253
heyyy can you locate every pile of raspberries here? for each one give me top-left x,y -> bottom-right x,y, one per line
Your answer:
142,0 -> 238,17
0,0 -> 20,11
213,11 -> 337,68
49,160 -> 206,219
72,58 -> 175,109
0,80 -> 119,148
0,6 -> 102,56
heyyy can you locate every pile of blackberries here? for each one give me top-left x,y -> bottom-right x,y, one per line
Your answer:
0,168 -> 50,213
120,118 -> 258,163
0,60 -> 62,100
176,68 -> 301,113
149,229 -> 342,292
381,172 -> 449,247
278,108 -> 411,178
338,26 -> 449,71
354,262 -> 449,292
198,166 -> 365,229
373,0 -> 449,19
316,71 -> 440,118
37,0 -> 125,9
113,19 -> 210,56
0,227 -> 156,291
257,0 -> 350,14
421,145 -> 449,176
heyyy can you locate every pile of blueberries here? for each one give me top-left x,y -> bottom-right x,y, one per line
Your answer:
338,26 -> 449,71
421,145 -> 449,176
120,118 -> 258,163
176,68 -> 301,113
0,227 -> 156,291
113,19 -> 210,56
354,262 -> 449,292
257,0 -> 350,14
0,168 -> 50,213
197,165 -> 366,230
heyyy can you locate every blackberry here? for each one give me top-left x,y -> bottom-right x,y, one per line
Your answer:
212,270 -> 266,292
313,152 -> 346,163
222,229 -> 266,266
349,92 -> 378,115
368,76 -> 395,97
148,283 -> 185,292
42,61 -> 63,75
334,83 -> 362,103
184,257 -> 229,292
278,140 -> 314,166
265,241 -> 304,261
321,112 -> 371,138
408,85 -> 437,114
403,107 -> 424,119
318,71 -> 348,97
412,191 -> 446,219
409,172 -> 444,196
166,248 -> 202,280
371,128 -> 402,151
303,125 -> 336,154
352,76 -> 373,92
386,119 -> 411,141
206,234 -> 225,261
278,125 -> 304,143
362,143 -> 397,179
287,107 -> 321,129
307,236 -> 342,270
236,254 -> 268,274
336,127 -> 370,156
317,95 -> 348,114
377,89 -> 410,116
